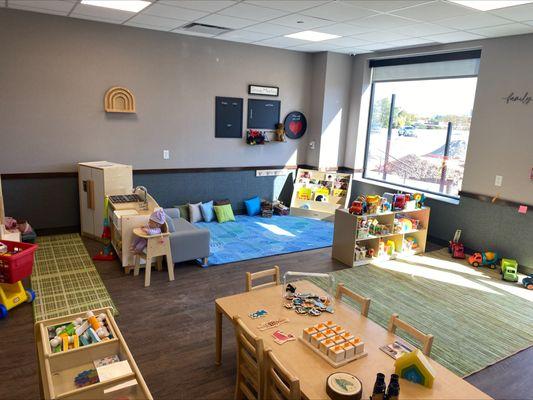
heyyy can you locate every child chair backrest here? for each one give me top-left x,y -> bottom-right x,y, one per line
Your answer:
335,283 -> 371,317
265,349 -> 301,400
387,313 -> 434,356
234,316 -> 265,400
246,266 -> 281,292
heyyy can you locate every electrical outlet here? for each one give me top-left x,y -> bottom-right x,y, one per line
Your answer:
163,150 -> 170,160
309,141 -> 316,150
494,175 -> 503,187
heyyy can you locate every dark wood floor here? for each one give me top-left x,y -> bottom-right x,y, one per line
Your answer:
0,239 -> 531,400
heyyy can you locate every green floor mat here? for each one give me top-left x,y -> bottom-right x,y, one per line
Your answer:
311,249 -> 533,377
30,233 -> 117,321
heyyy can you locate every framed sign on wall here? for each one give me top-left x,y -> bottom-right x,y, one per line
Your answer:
248,84 -> 279,97
247,99 -> 281,130
215,96 -> 243,138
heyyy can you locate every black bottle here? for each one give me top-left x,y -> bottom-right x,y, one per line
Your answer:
371,373 -> 386,400
386,374 -> 400,400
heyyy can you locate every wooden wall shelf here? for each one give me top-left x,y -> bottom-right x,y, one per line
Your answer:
104,87 -> 136,113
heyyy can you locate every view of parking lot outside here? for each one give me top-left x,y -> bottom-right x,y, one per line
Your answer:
364,77 -> 478,198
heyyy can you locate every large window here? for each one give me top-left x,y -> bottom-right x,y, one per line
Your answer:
363,52 -> 480,198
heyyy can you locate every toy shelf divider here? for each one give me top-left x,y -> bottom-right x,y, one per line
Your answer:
35,307 -> 152,400
332,207 -> 430,267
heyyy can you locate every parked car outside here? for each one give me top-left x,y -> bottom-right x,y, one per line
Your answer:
398,126 -> 417,137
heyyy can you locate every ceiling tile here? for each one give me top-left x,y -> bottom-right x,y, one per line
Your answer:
423,31 -> 485,43
356,30 -> 412,42
356,42 -> 397,50
438,12 -> 511,30
333,47 -> 373,54
143,3 -> 207,21
244,1 -> 329,13
350,14 -> 418,29
215,30 -> 274,43
391,22 -> 456,36
196,13 -> 256,29
301,2 -> 376,23
71,12 -> 125,24
393,0 -> 475,22
172,28 -> 215,37
8,0 -> 74,15
384,37 -> 435,48
315,22 -> 374,36
217,3 -> 287,22
490,3 -> 533,22
158,0 -> 237,13
243,22 -> 299,35
325,36 -> 371,47
268,13 -> 332,29
124,21 -> 175,31
340,0 -> 433,13
289,42 -> 345,52
255,36 -> 308,48
71,3 -> 133,23
125,14 -> 185,30
469,22 -> 533,37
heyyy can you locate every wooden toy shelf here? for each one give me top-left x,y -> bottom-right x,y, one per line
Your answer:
35,308 -> 152,400
332,207 -> 430,267
290,168 -> 352,222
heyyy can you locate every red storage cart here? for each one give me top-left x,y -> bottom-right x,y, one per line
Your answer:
0,240 -> 38,319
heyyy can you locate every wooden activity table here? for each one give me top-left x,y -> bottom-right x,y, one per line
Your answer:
215,280 -> 491,399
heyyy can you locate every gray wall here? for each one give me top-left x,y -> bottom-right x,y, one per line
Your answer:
0,9 -> 312,173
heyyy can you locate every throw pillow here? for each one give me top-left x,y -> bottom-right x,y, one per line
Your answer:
189,202 -> 203,223
164,213 -> 176,233
214,204 -> 235,223
200,200 -> 215,222
174,204 -> 190,221
244,196 -> 261,216
214,199 -> 231,206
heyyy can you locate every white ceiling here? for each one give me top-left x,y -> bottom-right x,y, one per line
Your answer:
4,0 -> 533,54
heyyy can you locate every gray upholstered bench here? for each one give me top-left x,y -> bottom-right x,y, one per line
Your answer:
164,208 -> 210,267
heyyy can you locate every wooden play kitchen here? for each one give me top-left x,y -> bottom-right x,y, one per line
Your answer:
215,280 -> 490,399
332,207 -> 430,267
35,307 -> 152,400
290,168 -> 352,221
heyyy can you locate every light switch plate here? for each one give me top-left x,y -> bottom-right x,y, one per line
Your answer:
494,175 -> 502,187
163,150 -> 170,160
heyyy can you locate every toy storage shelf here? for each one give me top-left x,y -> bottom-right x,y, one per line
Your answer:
35,308 -> 152,400
290,168 -> 352,222
332,207 -> 430,267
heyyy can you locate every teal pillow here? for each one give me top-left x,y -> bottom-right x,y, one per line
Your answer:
200,201 -> 214,222
244,196 -> 261,216
174,204 -> 190,221
214,204 -> 235,223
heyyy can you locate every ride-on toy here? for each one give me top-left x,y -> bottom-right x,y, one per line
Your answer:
0,240 -> 38,319
500,258 -> 519,282
468,252 -> 499,269
522,275 -> 533,290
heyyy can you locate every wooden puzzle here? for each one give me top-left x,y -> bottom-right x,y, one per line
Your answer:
257,317 -> 289,331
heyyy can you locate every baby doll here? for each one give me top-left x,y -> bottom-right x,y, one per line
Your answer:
130,208 -> 166,254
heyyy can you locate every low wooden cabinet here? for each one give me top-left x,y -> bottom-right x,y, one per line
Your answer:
35,308 -> 152,400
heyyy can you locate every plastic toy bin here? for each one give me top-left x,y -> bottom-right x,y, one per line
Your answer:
0,240 -> 38,284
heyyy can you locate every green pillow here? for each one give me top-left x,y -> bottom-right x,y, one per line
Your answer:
174,204 -> 190,221
214,204 -> 235,223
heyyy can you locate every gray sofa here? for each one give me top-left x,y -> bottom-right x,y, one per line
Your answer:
164,208 -> 210,267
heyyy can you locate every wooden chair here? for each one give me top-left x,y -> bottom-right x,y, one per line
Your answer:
246,266 -> 281,292
335,283 -> 371,317
233,316 -> 265,400
132,222 -> 174,287
388,313 -> 434,356
264,349 -> 301,400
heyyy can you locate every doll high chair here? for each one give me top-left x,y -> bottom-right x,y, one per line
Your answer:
132,222 -> 174,287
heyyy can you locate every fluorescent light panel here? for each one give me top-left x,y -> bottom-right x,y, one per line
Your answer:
448,0 -> 533,11
285,30 -> 340,42
80,0 -> 151,13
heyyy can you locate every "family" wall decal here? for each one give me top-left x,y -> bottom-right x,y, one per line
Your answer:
502,92 -> 532,105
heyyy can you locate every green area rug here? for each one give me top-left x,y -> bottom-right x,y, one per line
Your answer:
311,249 -> 533,377
31,234 -> 117,322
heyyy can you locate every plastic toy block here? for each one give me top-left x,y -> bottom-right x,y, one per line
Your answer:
320,338 -> 336,354
333,335 -> 345,345
62,336 -> 69,352
79,334 -> 90,346
323,329 -> 335,338
303,327 -> 318,342
310,332 -> 326,348
354,341 -> 365,355
314,323 -> 327,332
72,335 -> 79,349
87,327 -> 101,343
328,345 -> 345,363
324,321 -> 336,329
341,332 -> 355,342
332,326 -> 345,335
341,342 -> 355,358
394,349 -> 436,388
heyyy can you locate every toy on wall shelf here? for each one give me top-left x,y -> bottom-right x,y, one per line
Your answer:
394,349 -> 436,388
349,201 -> 364,215
274,123 -> 286,142
393,194 -> 407,211
500,258 -> 519,282
448,229 -> 465,259
522,275 -> 533,290
246,129 -> 267,145
404,236 -> 418,251
365,195 -> 381,214
468,252 -> 499,269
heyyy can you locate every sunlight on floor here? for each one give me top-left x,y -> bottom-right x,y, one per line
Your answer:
374,258 -> 502,294
255,222 -> 295,237
481,280 -> 533,302
397,254 -> 488,278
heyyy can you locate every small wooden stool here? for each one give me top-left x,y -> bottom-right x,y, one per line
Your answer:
132,227 -> 174,287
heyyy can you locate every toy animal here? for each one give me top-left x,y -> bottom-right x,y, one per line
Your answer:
274,123 -> 286,142
468,252 -> 499,269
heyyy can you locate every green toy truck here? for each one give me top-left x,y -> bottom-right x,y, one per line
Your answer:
500,258 -> 519,282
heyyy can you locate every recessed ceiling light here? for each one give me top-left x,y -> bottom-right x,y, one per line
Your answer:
80,0 -> 151,13
448,0 -> 533,11
285,30 -> 340,42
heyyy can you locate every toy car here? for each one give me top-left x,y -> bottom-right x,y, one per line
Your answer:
500,258 -> 519,282
468,252 -> 499,269
523,275 -> 533,290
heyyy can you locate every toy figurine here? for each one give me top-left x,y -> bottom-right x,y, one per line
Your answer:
274,123 -> 286,142
349,201 -> 363,215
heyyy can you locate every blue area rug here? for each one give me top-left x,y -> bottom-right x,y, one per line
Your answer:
195,215 -> 334,267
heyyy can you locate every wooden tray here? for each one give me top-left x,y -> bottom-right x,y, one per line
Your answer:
298,337 -> 367,368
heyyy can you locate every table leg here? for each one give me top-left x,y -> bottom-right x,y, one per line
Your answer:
215,304 -> 223,366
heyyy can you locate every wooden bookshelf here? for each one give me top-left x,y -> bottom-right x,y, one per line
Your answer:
35,308 -> 152,400
332,207 -> 430,267
290,168 -> 352,222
